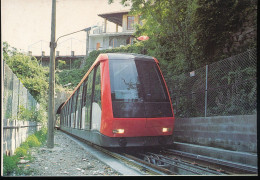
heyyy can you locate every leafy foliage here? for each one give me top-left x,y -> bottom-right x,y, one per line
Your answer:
3,127 -> 47,176
16,105 -> 46,123
109,0 -> 256,81
3,155 -> 19,175
56,68 -> 85,89
3,42 -> 49,105
57,60 -> 67,69
193,0 -> 256,64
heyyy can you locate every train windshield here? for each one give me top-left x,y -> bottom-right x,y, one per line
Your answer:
109,59 -> 172,118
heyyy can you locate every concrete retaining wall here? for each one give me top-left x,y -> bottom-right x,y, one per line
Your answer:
172,115 -> 257,153
3,119 -> 42,156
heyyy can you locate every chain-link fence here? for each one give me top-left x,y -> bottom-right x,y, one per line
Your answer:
3,61 -> 38,120
170,49 -> 257,118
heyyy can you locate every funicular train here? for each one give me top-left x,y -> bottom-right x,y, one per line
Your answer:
58,53 -> 174,147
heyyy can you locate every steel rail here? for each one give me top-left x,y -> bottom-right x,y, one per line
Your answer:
121,153 -> 176,175
140,153 -> 202,175
164,149 -> 258,174
146,152 -> 224,175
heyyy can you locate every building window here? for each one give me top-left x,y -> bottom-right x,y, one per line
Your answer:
126,37 -> 134,45
109,38 -> 117,48
96,43 -> 100,50
127,16 -> 135,30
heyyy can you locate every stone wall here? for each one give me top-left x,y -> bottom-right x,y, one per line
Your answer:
55,90 -> 71,113
172,115 -> 257,153
3,119 -> 42,156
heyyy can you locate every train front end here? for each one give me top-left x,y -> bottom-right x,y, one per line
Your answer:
100,53 -> 174,147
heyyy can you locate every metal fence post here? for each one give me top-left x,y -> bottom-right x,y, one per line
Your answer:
205,65 -> 208,117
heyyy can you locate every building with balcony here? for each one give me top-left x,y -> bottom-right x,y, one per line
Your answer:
88,10 -> 142,53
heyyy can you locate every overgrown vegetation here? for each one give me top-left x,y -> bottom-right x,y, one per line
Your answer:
3,128 -> 48,176
3,0 -> 256,118
3,42 -> 49,106
109,0 -> 256,80
57,58 -> 82,70
14,105 -> 46,123
3,42 -> 48,123
56,0 -> 256,92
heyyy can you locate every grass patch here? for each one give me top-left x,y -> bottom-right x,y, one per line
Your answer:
3,127 -> 47,176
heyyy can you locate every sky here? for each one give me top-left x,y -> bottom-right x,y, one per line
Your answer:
1,0 -> 130,56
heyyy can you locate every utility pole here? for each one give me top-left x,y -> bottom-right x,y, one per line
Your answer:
47,0 -> 56,148
86,30 -> 90,58
82,27 -> 93,67
81,29 -> 90,68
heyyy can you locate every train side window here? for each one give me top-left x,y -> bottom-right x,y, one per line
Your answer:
72,93 -> 77,128
81,79 -> 87,129
60,111 -> 62,126
85,70 -> 94,130
76,84 -> 83,129
62,106 -> 66,126
74,89 -> 79,129
65,109 -> 67,127
62,105 -> 64,127
69,97 -> 73,127
60,110 -> 64,126
66,103 -> 68,127
65,104 -> 67,127
67,99 -> 70,127
92,64 -> 102,131
82,78 -> 88,107
93,65 -> 101,108
62,110 -> 64,126
62,109 -> 65,127
70,95 -> 75,128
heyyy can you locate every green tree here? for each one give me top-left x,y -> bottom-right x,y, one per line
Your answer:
109,0 -> 256,75
193,0 -> 256,65
3,42 -> 49,104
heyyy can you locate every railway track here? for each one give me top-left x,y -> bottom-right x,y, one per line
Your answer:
60,130 -> 257,175
162,149 -> 258,175
120,147 -> 257,175
115,148 -> 226,175
59,129 -> 168,175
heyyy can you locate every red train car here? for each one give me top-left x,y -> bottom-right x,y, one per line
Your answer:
59,53 -> 174,147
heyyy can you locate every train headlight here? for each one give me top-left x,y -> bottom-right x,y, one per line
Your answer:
162,128 -> 171,133
113,129 -> 124,134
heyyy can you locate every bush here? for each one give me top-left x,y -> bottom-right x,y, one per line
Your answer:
3,42 -> 49,107
26,135 -> 41,147
17,105 -> 32,121
4,128 -> 48,175
14,147 -> 27,157
35,127 -> 47,144
58,60 -> 67,69
3,155 -> 19,175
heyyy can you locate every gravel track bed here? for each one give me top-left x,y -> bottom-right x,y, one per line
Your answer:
26,130 -> 120,176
